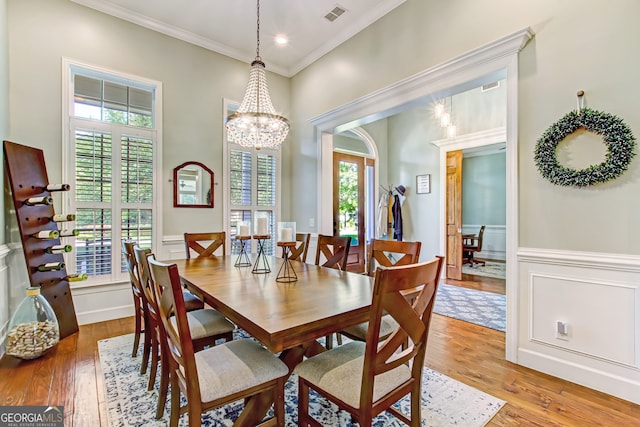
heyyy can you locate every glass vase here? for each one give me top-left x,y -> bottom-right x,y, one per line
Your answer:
5,286 -> 60,360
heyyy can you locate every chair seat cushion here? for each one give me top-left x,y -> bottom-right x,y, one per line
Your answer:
171,308 -> 235,339
183,291 -> 205,311
195,339 -> 288,402
341,314 -> 398,341
294,341 -> 411,409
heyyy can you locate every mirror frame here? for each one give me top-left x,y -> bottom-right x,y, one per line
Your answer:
173,161 -> 214,208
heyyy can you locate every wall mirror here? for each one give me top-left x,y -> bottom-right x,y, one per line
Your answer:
173,161 -> 214,208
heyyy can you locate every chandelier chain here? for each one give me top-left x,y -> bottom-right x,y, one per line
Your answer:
255,0 -> 261,61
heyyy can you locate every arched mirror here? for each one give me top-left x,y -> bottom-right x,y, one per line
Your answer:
173,161 -> 214,208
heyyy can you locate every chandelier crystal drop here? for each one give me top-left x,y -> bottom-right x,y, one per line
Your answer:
226,0 -> 289,150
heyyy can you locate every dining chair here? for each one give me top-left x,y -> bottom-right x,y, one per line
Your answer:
148,257 -> 288,427
295,256 -> 444,427
134,247 -> 236,419
288,232 -> 311,262
314,234 -> 352,349
463,225 -> 486,266
314,234 -> 351,270
340,239 -> 422,343
184,231 -> 226,258
122,240 -> 149,362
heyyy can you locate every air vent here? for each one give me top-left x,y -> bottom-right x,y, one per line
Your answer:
481,81 -> 500,92
324,5 -> 347,22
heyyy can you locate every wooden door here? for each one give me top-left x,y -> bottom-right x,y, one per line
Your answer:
446,150 -> 463,280
333,152 -> 365,273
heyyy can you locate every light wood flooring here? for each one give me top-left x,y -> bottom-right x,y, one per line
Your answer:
1,269 -> 639,426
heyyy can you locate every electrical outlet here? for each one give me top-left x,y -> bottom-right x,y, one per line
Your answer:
309,218 -> 315,228
555,320 -> 569,341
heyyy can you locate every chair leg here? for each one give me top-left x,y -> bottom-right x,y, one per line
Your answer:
298,380 -> 309,427
140,316 -> 151,374
411,386 -> 421,427
156,340 -> 169,419
169,372 -> 180,427
132,299 -> 142,357
274,378 -> 285,427
147,327 -> 159,391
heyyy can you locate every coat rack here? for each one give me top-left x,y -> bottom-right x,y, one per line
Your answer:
3,140 -> 79,338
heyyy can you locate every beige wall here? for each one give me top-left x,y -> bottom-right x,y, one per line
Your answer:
6,0 -> 292,238
290,0 -> 640,256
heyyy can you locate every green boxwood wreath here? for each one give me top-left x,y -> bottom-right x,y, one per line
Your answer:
534,108 -> 636,187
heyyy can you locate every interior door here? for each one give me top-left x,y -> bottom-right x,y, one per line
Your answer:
333,152 -> 365,273
446,150 -> 463,280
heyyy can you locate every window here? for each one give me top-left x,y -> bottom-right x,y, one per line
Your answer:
64,61 -> 161,284
225,102 -> 280,256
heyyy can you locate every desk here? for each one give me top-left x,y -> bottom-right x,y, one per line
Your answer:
170,256 -> 374,423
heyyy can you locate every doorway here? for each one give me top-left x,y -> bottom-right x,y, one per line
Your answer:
333,151 -> 365,272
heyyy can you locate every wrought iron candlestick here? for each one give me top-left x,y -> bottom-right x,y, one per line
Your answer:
276,242 -> 297,283
234,235 -> 251,267
252,235 -> 271,273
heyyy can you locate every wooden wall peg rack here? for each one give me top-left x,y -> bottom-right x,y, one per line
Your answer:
3,140 -> 79,338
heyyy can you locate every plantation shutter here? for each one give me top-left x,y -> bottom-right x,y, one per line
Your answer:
74,130 -> 114,276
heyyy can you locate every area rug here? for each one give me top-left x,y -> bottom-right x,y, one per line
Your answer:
99,334 -> 505,426
433,284 -> 506,332
462,261 -> 505,279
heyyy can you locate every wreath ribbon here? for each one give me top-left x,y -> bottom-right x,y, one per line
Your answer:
534,108 -> 636,187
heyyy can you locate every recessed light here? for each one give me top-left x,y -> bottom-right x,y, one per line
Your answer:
274,34 -> 288,46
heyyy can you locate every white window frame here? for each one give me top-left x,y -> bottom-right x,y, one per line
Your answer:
222,99 -> 281,254
62,58 -> 163,286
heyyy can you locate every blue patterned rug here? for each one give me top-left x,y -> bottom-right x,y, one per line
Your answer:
99,333 -> 504,426
433,284 -> 506,332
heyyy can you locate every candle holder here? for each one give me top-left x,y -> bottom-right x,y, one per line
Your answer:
234,235 -> 252,267
277,221 -> 296,244
276,242 -> 297,282
252,234 -> 271,274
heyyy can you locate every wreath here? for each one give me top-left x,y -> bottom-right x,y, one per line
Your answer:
534,108 -> 636,187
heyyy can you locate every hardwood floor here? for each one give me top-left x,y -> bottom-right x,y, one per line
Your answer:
1,272 -> 638,426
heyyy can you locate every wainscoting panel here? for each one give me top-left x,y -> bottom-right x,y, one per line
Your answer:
518,248 -> 640,404
529,273 -> 636,367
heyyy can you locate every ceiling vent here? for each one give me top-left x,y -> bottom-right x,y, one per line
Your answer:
481,81 -> 500,92
324,5 -> 347,22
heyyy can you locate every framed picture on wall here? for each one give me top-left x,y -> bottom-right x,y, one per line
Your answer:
416,174 -> 430,194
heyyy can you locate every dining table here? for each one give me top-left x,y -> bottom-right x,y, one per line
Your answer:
169,254 -> 375,424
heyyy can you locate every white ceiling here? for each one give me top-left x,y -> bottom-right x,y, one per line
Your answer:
71,0 -> 406,77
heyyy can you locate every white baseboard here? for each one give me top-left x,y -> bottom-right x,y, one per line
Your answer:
75,304 -> 133,326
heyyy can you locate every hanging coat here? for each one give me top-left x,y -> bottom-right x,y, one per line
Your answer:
376,193 -> 388,238
392,194 -> 403,241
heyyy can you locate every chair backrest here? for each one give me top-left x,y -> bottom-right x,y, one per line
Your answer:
476,225 -> 486,251
366,239 -> 422,277
289,232 -> 311,262
314,234 -> 351,270
184,232 -> 226,258
360,256 -> 444,410
133,245 -> 155,310
122,240 -> 145,298
148,258 -> 200,399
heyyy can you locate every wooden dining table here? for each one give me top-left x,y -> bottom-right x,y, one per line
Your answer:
169,255 -> 375,424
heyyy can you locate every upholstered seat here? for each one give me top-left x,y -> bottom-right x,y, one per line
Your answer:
193,339 -> 288,403
294,341 -> 410,409
169,309 -> 235,340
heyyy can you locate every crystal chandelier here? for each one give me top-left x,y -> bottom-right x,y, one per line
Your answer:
226,0 -> 289,150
